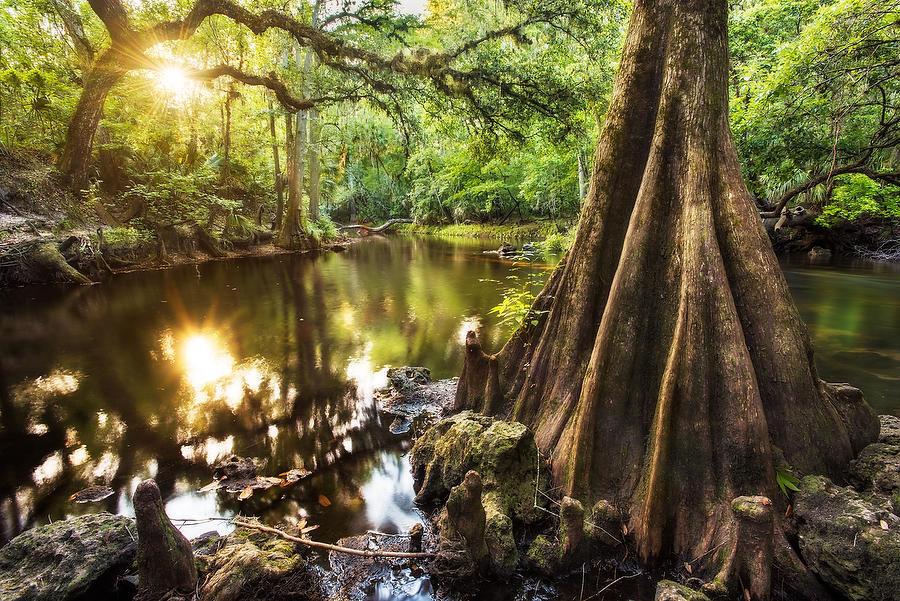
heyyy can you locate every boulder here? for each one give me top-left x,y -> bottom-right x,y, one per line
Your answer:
199,527 -> 322,601
0,513 -> 136,601
793,474 -> 900,601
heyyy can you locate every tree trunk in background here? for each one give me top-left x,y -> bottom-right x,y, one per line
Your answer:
57,51 -> 125,191
222,84 -> 234,184
456,0 -> 878,597
268,94 -> 284,231
308,106 -> 321,222
277,111 -> 305,248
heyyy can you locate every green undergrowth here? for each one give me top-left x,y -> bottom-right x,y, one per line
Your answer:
396,221 -> 572,240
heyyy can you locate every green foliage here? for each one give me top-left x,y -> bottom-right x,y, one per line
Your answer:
306,215 -> 339,243
817,175 -> 900,227
100,226 -> 153,246
488,269 -> 549,328
775,465 -> 801,497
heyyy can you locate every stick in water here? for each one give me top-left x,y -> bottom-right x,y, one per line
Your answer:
231,520 -> 434,559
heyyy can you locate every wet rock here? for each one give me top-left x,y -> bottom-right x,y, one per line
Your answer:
0,512 -> 136,601
377,369 -> 456,434
134,480 -> 197,601
388,366 -> 431,392
793,474 -> 900,601
655,580 -> 710,601
199,527 -> 322,601
213,456 -> 258,480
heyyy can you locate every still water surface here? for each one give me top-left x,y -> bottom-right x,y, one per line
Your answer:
0,237 -> 897,595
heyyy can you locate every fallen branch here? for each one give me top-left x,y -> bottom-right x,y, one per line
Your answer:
231,519 -> 434,559
339,218 -> 412,234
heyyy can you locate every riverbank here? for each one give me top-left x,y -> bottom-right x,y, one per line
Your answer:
396,221 -> 573,240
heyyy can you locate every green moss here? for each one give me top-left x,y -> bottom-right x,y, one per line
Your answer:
524,535 -> 559,575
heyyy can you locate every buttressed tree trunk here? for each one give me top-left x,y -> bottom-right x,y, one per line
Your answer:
456,0 -> 879,597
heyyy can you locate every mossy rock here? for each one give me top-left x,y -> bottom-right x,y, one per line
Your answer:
655,580 -> 710,601
198,528 -> 322,601
410,411 -> 542,523
793,475 -> 900,601
523,534 -> 559,575
0,513 -> 136,601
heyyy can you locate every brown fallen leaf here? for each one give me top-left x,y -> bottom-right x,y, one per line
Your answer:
318,494 -> 332,507
744,588 -> 751,601
785,504 -> 793,518
68,485 -> 114,504
238,486 -> 254,500
684,562 -> 692,574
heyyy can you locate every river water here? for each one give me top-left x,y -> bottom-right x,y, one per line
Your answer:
0,236 -> 897,597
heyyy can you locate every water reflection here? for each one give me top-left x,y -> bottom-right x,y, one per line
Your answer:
1,238 -> 897,556
0,237 -> 530,546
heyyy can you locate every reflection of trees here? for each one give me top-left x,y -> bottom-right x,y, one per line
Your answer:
0,241 -> 552,541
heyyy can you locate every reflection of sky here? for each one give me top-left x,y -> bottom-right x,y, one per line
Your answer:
361,452 -> 422,534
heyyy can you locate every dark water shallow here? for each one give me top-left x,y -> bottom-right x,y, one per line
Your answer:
0,237 -> 898,600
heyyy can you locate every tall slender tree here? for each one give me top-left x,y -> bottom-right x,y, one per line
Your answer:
455,0 -> 879,597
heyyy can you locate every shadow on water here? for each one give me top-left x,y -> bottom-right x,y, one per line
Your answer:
0,238 -> 897,600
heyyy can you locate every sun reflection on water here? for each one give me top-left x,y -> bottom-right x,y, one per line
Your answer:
182,333 -> 235,390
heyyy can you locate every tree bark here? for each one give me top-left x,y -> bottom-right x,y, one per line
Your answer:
308,105 -> 321,222
267,93 -> 284,231
456,0 -> 879,597
57,51 -> 126,191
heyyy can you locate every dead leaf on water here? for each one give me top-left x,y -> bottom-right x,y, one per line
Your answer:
238,486 -> 254,500
318,494 -> 332,507
68,485 -> 114,503
279,468 -> 311,486
880,520 -> 889,530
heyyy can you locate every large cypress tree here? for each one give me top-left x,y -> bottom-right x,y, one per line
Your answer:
455,0 -> 879,597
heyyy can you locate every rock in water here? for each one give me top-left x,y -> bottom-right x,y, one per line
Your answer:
134,480 -> 197,601
0,513 -> 136,601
